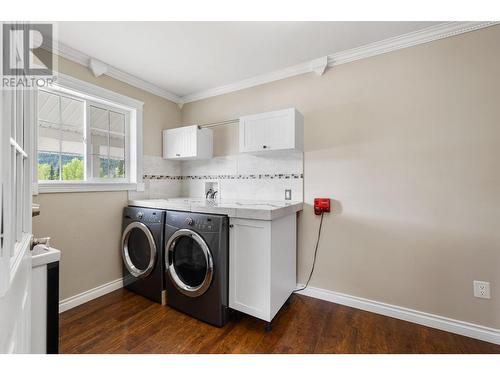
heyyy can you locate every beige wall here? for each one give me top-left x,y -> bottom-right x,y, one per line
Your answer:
182,26 -> 500,328
33,26 -> 500,328
33,54 -> 181,299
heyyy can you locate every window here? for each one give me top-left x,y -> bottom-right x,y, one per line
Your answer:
35,74 -> 144,193
88,104 -> 127,180
38,90 -> 85,181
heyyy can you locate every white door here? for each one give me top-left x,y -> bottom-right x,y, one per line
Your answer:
0,24 -> 35,353
229,218 -> 271,321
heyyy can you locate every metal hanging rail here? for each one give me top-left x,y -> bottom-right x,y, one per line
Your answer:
197,118 -> 239,129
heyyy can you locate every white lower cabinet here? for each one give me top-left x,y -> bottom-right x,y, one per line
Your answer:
229,214 -> 297,322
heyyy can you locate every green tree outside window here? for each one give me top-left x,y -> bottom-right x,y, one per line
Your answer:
62,158 -> 84,180
38,163 -> 51,180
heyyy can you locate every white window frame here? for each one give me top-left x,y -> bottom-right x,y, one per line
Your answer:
34,73 -> 145,194
85,100 -> 130,183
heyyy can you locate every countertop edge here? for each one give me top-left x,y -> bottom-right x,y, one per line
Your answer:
128,200 -> 303,220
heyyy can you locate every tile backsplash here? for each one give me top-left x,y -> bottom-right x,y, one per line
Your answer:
129,151 -> 304,202
128,155 -> 182,200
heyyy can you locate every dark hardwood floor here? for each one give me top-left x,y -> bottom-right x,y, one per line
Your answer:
59,288 -> 500,354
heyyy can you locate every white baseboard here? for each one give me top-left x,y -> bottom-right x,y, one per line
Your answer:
295,285 -> 500,345
59,277 -> 124,313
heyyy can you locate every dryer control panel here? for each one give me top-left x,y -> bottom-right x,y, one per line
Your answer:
166,211 -> 225,233
191,216 -> 217,232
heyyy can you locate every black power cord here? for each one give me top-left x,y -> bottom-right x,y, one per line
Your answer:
294,211 -> 325,292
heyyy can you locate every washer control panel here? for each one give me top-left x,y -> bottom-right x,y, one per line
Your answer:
124,207 -> 163,224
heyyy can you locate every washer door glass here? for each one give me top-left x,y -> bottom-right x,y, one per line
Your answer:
167,229 -> 213,297
122,222 -> 157,278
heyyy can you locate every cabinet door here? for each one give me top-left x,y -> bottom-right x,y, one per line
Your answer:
180,126 -> 196,158
164,127 -> 183,159
240,115 -> 270,152
229,218 -> 271,321
239,108 -> 296,152
164,126 -> 197,159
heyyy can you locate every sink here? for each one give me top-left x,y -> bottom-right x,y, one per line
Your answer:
32,244 -> 61,268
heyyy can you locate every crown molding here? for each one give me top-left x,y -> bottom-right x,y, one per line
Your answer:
181,21 -> 498,104
51,40 -> 183,104
327,21 -> 499,67
46,22 -> 498,106
181,59 -> 315,104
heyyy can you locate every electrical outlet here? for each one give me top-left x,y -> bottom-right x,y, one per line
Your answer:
473,280 -> 491,299
285,189 -> 292,200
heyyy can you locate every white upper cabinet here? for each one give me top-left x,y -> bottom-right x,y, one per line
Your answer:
239,108 -> 304,153
163,125 -> 213,160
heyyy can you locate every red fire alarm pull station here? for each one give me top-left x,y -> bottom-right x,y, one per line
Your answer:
314,198 -> 330,215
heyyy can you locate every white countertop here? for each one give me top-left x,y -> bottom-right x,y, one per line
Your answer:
128,198 -> 303,220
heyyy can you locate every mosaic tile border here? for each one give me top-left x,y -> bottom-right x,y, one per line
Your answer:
143,173 -> 303,180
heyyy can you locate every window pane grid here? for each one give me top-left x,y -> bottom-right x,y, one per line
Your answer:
89,105 -> 126,180
10,147 -> 17,247
2,32 -> 33,269
15,152 -> 23,243
39,119 -> 85,131
8,87 -> 29,257
38,89 -> 85,182
37,88 -> 129,184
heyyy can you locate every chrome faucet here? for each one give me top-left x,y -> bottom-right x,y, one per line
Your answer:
206,188 -> 218,202
30,236 -> 51,251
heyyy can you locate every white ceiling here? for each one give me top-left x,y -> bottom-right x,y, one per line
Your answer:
56,22 -> 441,98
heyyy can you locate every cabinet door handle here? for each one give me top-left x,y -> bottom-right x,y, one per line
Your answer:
229,224 -> 234,228
176,153 -> 181,157
262,145 -> 268,149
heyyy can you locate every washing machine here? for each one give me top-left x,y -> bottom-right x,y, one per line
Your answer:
121,206 -> 166,304
164,210 -> 229,327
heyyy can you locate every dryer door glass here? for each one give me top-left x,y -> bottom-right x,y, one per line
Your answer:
122,222 -> 157,278
129,228 -> 152,269
167,229 -> 213,297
